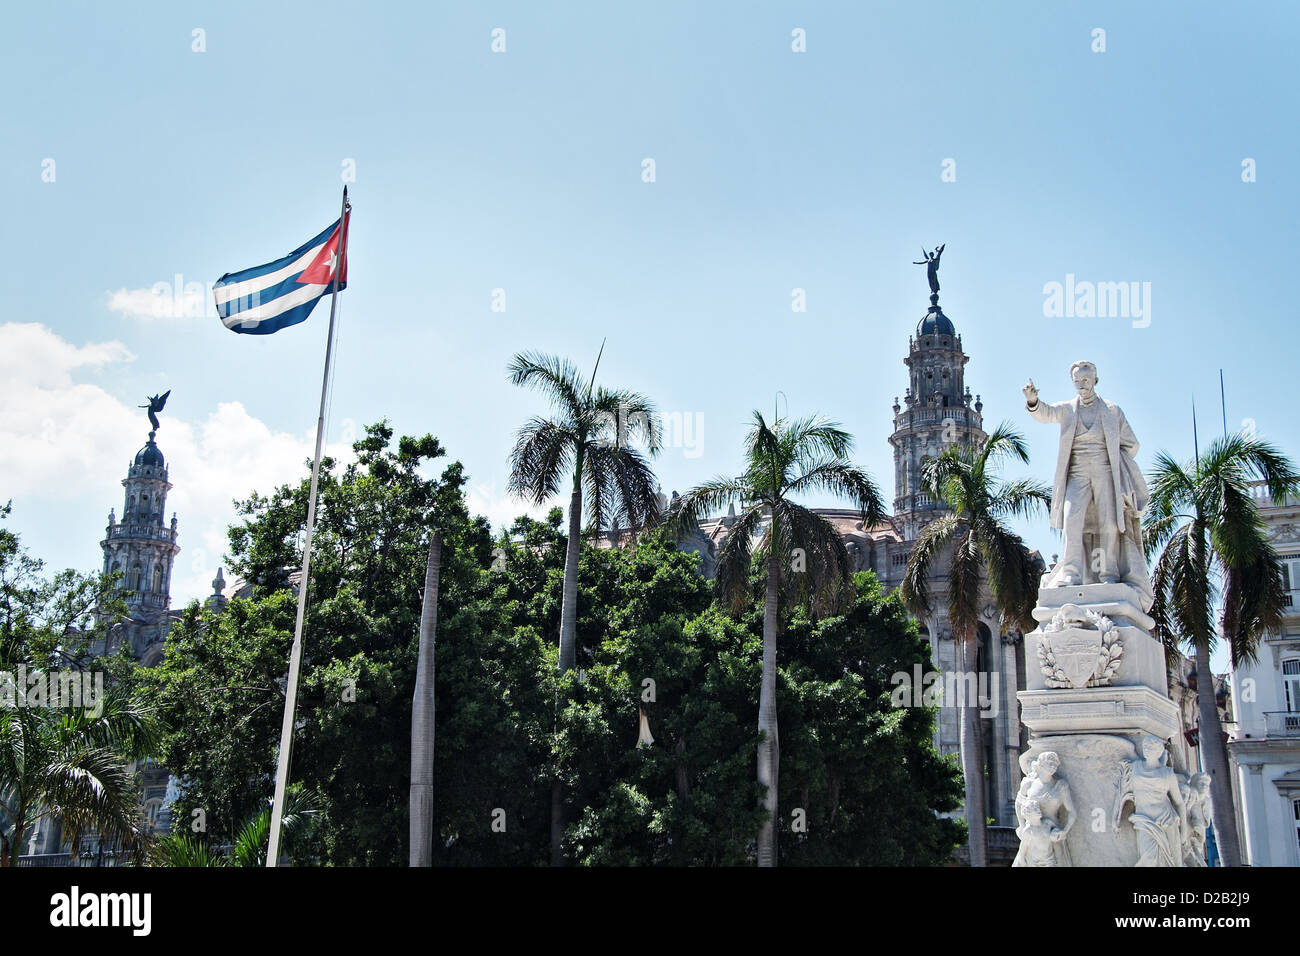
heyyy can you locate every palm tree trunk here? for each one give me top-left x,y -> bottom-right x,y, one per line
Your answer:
552,483 -> 584,866
756,549 -> 781,867
958,628 -> 987,866
559,485 -> 582,672
1195,641 -> 1241,866
409,529 -> 441,867
2,808 -> 24,867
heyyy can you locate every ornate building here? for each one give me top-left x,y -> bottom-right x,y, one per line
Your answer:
676,280 -> 1034,840
1227,481 -> 1300,865
96,428 -> 181,667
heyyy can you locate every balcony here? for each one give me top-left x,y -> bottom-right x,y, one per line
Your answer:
1249,480 -> 1295,508
1264,712 -> 1300,738
106,524 -> 177,544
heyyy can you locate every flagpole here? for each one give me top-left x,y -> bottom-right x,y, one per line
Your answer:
266,186 -> 350,867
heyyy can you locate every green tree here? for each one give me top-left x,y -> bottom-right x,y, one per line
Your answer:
506,349 -> 662,865
670,411 -> 886,866
139,422 -> 508,864
900,424 -> 1047,867
556,535 -> 960,865
777,572 -> 966,865
1144,433 -> 1300,868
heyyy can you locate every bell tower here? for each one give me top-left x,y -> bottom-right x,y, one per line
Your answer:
888,251 -> 986,540
99,426 -> 180,661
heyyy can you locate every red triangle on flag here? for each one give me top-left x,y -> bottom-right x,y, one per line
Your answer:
296,213 -> 349,286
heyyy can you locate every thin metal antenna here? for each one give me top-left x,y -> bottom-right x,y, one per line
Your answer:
1219,369 -> 1227,438
1192,395 -> 1200,467
588,337 -> 607,397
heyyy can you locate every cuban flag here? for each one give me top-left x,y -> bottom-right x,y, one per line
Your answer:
213,212 -> 349,334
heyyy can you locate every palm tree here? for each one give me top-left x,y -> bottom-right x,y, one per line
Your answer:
409,528 -> 441,867
148,792 -> 318,866
671,410 -> 886,866
900,424 -> 1048,868
506,347 -> 662,865
1144,433 -> 1299,868
0,691 -> 161,866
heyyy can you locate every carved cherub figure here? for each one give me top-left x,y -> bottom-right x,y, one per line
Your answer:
1013,801 -> 1061,867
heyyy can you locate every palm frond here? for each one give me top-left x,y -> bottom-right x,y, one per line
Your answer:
506,351 -> 586,418
988,478 -> 1052,523
714,505 -> 765,613
507,418 -> 577,504
785,461 -> 888,527
978,422 -> 1031,472
591,387 -> 663,454
775,500 -> 854,616
899,513 -> 963,618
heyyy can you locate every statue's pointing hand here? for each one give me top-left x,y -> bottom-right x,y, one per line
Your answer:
1022,379 -> 1039,406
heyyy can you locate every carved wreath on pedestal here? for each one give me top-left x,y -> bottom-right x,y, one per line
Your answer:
1038,604 -> 1123,689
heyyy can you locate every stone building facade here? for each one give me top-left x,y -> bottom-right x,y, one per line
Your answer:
1227,481 -> 1300,866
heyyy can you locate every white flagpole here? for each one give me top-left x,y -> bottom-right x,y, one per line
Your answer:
266,186 -> 350,867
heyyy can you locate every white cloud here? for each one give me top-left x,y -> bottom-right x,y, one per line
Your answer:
106,278 -> 211,321
0,322 -> 350,605
466,479 -> 555,536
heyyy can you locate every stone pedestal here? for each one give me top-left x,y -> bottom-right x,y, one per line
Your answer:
1015,583 -> 1185,867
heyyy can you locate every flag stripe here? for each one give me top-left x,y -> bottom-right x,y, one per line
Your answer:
220,294 -> 331,336
220,280 -> 333,327
212,242 -> 323,307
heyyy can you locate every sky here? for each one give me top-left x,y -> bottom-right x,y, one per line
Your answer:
2,2 -> 1297,676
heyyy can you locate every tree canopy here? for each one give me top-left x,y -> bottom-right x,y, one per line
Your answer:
129,423 -> 963,866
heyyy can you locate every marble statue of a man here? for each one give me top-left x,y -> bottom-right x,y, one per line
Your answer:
1022,362 -> 1153,608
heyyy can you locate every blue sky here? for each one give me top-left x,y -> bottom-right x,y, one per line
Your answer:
2,2 -> 1297,675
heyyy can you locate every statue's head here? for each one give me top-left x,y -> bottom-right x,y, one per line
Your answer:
1022,800 -> 1043,824
1069,361 -> 1098,397
1034,751 -> 1060,777
1192,773 -> 1211,795
1140,734 -> 1164,761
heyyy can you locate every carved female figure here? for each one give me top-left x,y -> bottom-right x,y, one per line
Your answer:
1112,735 -> 1187,867
1183,773 -> 1212,867
1014,751 -> 1075,866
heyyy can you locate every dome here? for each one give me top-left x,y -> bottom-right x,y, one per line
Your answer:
134,439 -> 165,468
917,305 -> 955,337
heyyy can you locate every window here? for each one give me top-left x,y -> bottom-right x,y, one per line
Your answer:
152,564 -> 163,593
128,564 -> 142,591
1284,659 -> 1300,714
1283,557 -> 1300,607
1294,799 -> 1300,855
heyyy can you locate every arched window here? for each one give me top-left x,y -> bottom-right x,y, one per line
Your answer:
129,564 -> 142,591
152,564 -> 163,593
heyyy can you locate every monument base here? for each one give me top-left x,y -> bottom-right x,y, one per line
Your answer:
1013,583 -> 1202,866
